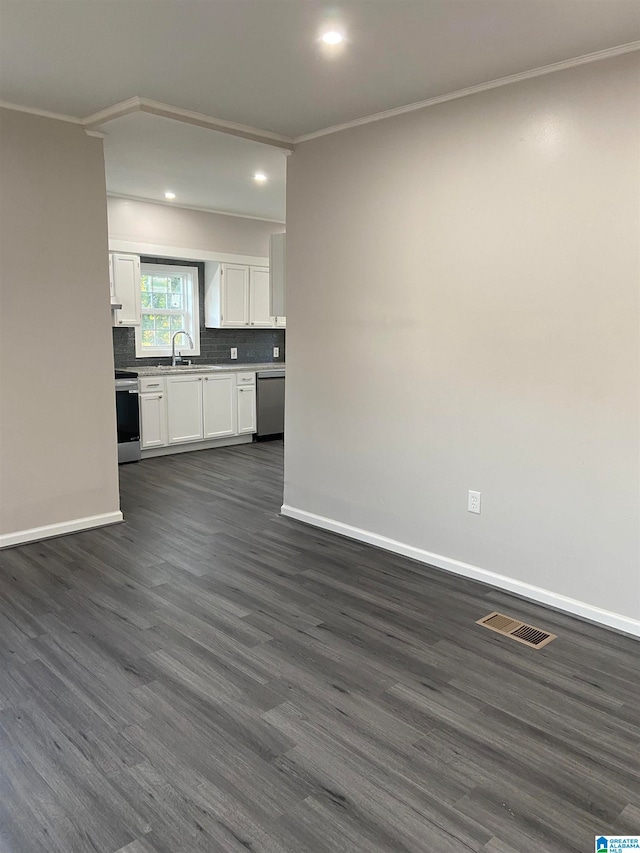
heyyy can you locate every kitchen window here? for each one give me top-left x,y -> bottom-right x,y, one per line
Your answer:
135,264 -> 200,358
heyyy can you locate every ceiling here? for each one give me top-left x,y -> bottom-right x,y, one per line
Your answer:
2,0 -> 638,218
1,0 -> 638,138
102,112 -> 287,221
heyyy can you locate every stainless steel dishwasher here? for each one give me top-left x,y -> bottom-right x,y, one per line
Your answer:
256,370 -> 285,439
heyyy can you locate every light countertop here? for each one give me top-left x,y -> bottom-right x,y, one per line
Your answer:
126,362 -> 285,376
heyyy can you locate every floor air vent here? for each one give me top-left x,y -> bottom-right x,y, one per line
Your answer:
476,611 -> 557,649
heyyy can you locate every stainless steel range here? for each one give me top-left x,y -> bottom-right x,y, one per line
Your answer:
115,370 -> 141,463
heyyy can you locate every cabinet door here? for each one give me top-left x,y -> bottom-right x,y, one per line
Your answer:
167,375 -> 203,444
221,264 -> 249,327
203,374 -> 237,438
249,267 -> 273,327
237,385 -> 256,434
112,254 -> 141,327
108,253 -> 115,300
140,393 -> 167,449
269,232 -> 286,317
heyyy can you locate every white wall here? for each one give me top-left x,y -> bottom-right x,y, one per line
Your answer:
107,196 -> 284,257
0,108 -> 121,545
284,53 -> 640,633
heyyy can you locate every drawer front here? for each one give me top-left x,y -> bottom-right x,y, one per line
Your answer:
235,372 -> 256,386
139,376 -> 166,393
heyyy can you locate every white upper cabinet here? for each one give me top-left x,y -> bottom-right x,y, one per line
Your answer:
249,267 -> 272,327
221,264 -> 249,327
108,253 -> 116,303
111,253 -> 141,327
205,261 -> 275,328
269,233 -> 285,317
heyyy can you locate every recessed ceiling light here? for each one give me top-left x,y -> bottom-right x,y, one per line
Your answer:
164,191 -> 176,200
321,30 -> 343,45
254,173 -> 267,183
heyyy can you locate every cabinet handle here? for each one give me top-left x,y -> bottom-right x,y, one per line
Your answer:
148,383 -> 160,387
158,395 -> 163,399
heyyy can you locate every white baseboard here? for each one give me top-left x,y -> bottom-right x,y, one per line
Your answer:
280,504 -> 640,639
0,511 -> 124,550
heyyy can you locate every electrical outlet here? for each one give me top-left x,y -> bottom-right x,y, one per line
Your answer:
468,490 -> 481,514
230,347 -> 237,360
273,346 -> 280,358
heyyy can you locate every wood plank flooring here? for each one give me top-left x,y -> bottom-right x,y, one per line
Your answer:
0,440 -> 638,852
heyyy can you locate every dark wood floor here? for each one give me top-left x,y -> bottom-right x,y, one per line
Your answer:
0,441 -> 638,852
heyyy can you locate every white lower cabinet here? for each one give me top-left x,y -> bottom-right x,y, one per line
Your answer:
237,385 -> 257,434
140,392 -> 167,449
203,374 -> 237,438
140,369 -> 257,453
167,375 -> 204,444
139,377 -> 167,449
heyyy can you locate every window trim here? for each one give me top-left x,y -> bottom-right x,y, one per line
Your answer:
135,263 -> 201,358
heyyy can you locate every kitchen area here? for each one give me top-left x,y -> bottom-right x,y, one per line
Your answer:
113,237 -> 287,466
102,112 -> 289,472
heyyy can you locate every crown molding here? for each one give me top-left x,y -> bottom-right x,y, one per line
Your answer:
83,96 -> 295,151
81,96 -> 142,128
0,100 -> 82,124
4,40 -> 637,148
294,40 -> 640,144
107,193 -> 286,224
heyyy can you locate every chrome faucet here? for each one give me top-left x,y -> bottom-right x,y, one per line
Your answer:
171,330 -> 194,366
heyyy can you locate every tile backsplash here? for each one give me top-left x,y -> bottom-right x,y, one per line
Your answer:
112,256 -> 285,369
112,325 -> 285,368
